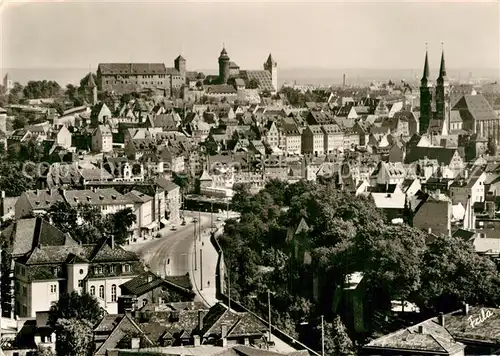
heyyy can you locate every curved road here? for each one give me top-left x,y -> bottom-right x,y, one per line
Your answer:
125,211 -> 220,306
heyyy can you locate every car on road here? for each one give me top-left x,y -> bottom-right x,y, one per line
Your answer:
193,218 -> 198,223
217,217 -> 222,221
181,219 -> 186,226
170,225 -> 177,231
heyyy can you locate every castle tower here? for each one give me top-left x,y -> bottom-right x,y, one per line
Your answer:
419,49 -> 433,135
174,55 -> 187,77
87,68 -> 98,106
264,53 -> 278,92
435,47 -> 450,130
218,47 -> 230,84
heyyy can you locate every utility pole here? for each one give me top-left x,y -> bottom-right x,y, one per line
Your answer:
228,267 -> 231,311
200,249 -> 203,291
210,201 -> 213,232
193,219 -> 197,271
268,289 -> 272,348
321,315 -> 325,356
0,245 -> 2,343
198,203 -> 201,242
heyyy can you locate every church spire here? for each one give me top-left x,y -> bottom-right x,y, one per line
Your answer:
421,45 -> 430,83
438,44 -> 447,80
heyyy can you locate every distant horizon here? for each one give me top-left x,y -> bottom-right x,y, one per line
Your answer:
2,1 -> 499,77
3,66 -> 499,88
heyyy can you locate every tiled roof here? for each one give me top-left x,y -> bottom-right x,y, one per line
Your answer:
1,217 -> 77,257
64,188 -> 131,207
205,85 -> 237,95
156,177 -> 180,192
452,94 -> 496,122
442,307 -> 500,345
98,63 -> 167,75
240,70 -> 275,92
124,190 -> 153,204
365,318 -> 464,354
321,124 -> 343,134
307,125 -> 324,135
405,147 -> 459,166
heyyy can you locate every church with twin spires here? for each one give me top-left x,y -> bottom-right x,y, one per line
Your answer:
419,47 -> 451,136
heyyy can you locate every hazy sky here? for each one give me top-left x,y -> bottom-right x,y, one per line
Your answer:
1,0 -> 499,73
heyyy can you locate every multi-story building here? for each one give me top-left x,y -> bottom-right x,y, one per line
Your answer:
15,188 -> 134,219
322,124 -> 344,154
14,238 -> 141,317
449,166 -> 486,206
98,61 -> 185,96
281,124 -> 301,155
124,190 -> 156,241
92,125 -> 113,153
302,125 -> 325,155
264,121 -> 280,149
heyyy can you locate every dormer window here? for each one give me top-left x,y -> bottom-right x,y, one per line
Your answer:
122,264 -> 131,273
94,266 -> 103,275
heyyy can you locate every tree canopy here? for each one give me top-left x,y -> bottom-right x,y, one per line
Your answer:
220,180 -> 500,351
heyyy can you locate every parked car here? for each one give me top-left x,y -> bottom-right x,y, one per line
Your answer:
171,225 -> 177,231
193,218 -> 198,223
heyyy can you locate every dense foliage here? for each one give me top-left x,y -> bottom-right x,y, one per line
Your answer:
220,180 -> 500,351
48,292 -> 101,356
47,201 -> 136,245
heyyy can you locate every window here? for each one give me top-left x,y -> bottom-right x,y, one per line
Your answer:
110,265 -> 116,274
142,299 -> 147,307
50,284 -> 57,294
90,286 -> 95,296
122,264 -> 131,273
111,284 -> 117,302
79,269 -> 84,275
99,285 -> 104,299
22,286 -> 27,296
78,280 -> 83,288
94,266 -> 103,275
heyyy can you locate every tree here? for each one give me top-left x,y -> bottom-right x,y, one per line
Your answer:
317,316 -> 356,356
415,234 -> 500,314
23,80 -> 61,99
35,344 -> 56,356
47,201 -> 79,232
488,136 -> 497,156
1,243 -> 13,318
106,207 -> 136,245
54,318 -> 93,356
363,225 -> 426,305
8,82 -> 23,104
48,291 -> 103,328
0,162 -> 36,197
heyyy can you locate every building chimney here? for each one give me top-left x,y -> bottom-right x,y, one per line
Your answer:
428,227 -> 432,234
464,303 -> 469,315
198,310 -> 204,331
438,312 -> 445,327
131,337 -> 140,349
110,235 -> 115,249
193,335 -> 201,346
417,325 -> 425,334
221,324 -> 228,347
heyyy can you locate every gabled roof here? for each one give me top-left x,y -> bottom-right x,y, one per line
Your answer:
98,63 -> 167,75
452,94 -> 496,122
405,147 -> 460,166
2,217 -> 77,257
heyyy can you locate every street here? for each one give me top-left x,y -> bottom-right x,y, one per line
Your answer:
125,210 -> 223,306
